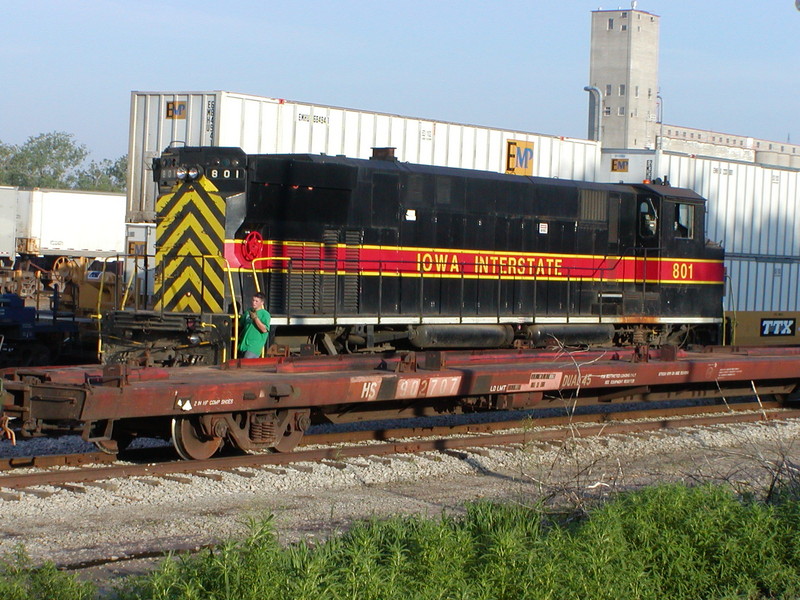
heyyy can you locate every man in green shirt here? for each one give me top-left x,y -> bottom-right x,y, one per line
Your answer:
239,292 -> 270,358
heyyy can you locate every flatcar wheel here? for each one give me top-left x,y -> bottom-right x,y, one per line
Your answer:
272,428 -> 304,453
171,417 -> 223,460
271,409 -> 308,453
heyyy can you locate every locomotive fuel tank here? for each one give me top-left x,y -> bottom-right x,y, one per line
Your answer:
526,324 -> 616,348
408,325 -> 516,349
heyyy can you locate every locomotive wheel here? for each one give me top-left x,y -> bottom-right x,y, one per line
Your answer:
171,417 -> 223,460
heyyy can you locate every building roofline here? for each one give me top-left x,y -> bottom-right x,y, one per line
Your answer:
591,8 -> 659,17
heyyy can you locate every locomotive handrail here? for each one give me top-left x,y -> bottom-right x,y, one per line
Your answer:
119,261 -> 137,310
392,255 -> 623,324
92,255 -> 120,318
250,256 -> 293,294
202,254 -> 237,363
119,252 -> 152,311
723,273 -> 737,346
118,249 -> 157,312
244,246 -> 682,328
93,254 -> 126,362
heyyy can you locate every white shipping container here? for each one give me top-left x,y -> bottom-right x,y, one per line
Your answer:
27,189 -> 126,256
599,150 -> 800,257
0,187 -> 18,260
598,149 -> 800,312
726,258 -> 800,312
654,153 -> 800,259
128,90 -> 601,220
0,187 -> 126,259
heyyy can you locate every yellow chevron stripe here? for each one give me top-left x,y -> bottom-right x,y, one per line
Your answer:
163,290 -> 202,313
159,253 -> 225,294
195,175 -> 221,195
159,251 -> 225,293
158,266 -> 223,313
159,200 -> 223,241
163,193 -> 225,241
156,177 -> 223,211
155,188 -> 177,213
159,213 -> 225,257
157,268 -> 223,312
159,263 -> 224,297
154,176 -> 226,313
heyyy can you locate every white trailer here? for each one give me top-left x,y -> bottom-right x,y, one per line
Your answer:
127,90 -> 601,221
598,149 -> 800,314
0,187 -> 17,263
126,91 -> 798,318
0,187 -> 126,261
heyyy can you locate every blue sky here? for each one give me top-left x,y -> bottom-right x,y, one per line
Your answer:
2,1 -> 798,161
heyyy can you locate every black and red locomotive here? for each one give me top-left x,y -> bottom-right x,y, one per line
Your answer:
102,146 -> 724,366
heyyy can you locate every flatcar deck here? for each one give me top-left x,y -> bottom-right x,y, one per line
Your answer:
2,345 -> 799,459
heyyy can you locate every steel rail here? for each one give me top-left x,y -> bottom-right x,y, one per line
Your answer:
1,403 -> 797,491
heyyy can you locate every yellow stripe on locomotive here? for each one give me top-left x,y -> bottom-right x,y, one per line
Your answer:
154,177 -> 227,314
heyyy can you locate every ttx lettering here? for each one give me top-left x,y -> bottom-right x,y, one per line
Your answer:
761,319 -> 796,336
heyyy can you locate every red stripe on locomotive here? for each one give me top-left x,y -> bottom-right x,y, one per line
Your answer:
225,240 -> 724,285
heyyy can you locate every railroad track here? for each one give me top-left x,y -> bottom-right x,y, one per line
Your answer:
1,400 -> 796,494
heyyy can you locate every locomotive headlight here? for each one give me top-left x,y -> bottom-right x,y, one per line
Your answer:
187,333 -> 202,346
176,167 -> 188,180
187,166 -> 200,180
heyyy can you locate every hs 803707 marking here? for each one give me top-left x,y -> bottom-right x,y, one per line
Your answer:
352,375 -> 462,402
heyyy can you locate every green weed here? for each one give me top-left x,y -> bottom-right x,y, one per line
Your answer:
0,546 -> 94,600
6,484 -> 800,599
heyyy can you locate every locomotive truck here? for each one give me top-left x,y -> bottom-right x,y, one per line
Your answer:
100,146 -> 725,366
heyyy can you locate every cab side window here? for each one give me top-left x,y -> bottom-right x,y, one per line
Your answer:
673,203 -> 694,239
639,198 -> 658,238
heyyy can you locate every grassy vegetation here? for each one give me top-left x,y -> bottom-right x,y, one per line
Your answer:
4,483 -> 800,599
0,547 -> 94,600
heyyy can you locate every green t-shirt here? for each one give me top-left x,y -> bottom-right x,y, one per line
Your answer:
239,308 -> 270,354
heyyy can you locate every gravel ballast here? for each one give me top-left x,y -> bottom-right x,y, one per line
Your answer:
2,416 -> 800,589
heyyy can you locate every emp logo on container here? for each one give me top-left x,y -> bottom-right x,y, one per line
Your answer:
760,318 -> 796,336
505,140 -> 534,176
165,101 -> 187,119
